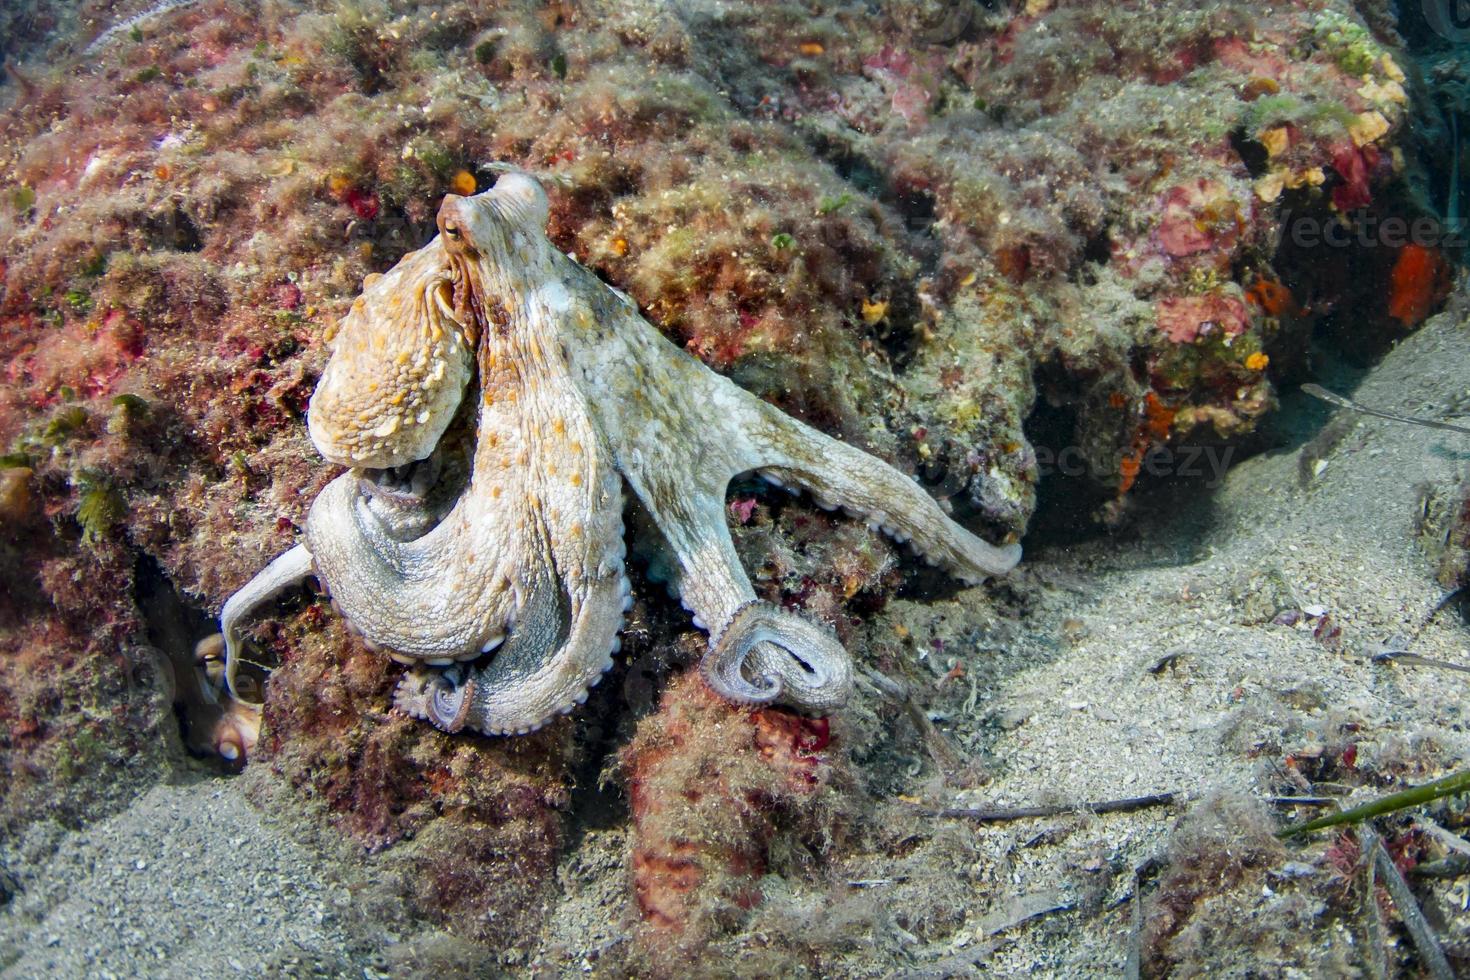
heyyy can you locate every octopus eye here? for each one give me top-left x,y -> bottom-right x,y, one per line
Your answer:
443,222 -> 462,240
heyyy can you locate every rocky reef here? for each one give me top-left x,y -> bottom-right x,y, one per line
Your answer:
0,0 -> 1463,974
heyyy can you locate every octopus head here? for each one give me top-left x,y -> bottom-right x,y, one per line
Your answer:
434,171 -> 551,272
307,241 -> 475,472
307,172 -> 553,482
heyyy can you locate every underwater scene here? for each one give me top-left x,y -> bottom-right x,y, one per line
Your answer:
1,0 -> 1470,976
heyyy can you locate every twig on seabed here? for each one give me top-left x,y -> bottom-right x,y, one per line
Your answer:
1421,587 -> 1466,627
1370,649 -> 1470,675
1361,825 -> 1455,980
1410,854 -> 1470,880
1302,384 -> 1470,436
890,942 -> 993,980
891,891 -> 1074,980
913,792 -> 1176,822
1124,864 -> 1145,980
1418,818 -> 1470,857
1360,825 -> 1389,980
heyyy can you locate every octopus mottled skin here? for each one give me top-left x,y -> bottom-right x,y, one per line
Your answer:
219,173 -> 1021,737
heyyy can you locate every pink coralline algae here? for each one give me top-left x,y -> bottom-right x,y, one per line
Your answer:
1156,294 -> 1249,345
862,45 -> 934,130
1156,180 -> 1243,259
269,281 -> 302,311
729,497 -> 759,525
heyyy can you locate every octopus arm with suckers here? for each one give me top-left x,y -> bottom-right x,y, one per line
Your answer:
216,172 -> 1020,745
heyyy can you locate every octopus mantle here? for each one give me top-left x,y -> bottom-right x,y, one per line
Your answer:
220,173 -> 1020,737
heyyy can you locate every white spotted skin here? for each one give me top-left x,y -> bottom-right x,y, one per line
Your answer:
221,172 -> 1020,735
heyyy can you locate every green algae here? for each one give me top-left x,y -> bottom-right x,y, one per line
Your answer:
41,406 -> 89,447
76,480 -> 125,545
1312,11 -> 1382,77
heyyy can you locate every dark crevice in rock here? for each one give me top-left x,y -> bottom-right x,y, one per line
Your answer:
890,184 -> 938,238
822,141 -> 888,201
1079,227 -> 1112,278
1230,125 -> 1271,179
1019,373 -> 1114,547
1022,357 -> 1240,548
133,552 -> 238,771
145,205 -> 203,253
1272,196 -> 1404,367
563,653 -> 635,837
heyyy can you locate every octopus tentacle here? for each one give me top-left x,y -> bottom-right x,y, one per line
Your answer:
393,510 -> 627,736
742,400 -> 1020,584
393,664 -> 475,733
627,480 -> 853,714
454,559 -> 625,734
220,542 -> 314,701
702,602 -> 781,704
305,472 -> 519,660
703,601 -> 852,714
416,240 -> 635,731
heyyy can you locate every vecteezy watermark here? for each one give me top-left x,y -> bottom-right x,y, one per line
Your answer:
1424,0 -> 1470,43
1033,444 -> 1236,489
1278,211 -> 1468,252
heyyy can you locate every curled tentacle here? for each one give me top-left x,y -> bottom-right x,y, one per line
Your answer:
702,603 -> 783,705
393,665 -> 476,733
702,602 -> 852,715
357,451 -> 453,542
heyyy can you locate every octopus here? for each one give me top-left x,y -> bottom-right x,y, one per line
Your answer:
219,172 -> 1020,738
